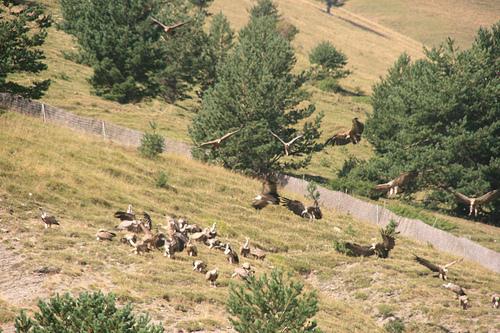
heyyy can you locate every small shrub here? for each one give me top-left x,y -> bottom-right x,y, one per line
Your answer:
377,304 -> 395,319
14,291 -> 164,333
139,122 -> 165,159
227,269 -> 321,333
384,318 -> 405,333
317,77 -> 341,92
333,240 -> 352,256
309,41 -> 350,81
155,171 -> 169,188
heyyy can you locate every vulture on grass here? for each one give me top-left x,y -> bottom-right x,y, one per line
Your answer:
232,263 -> 254,280
151,17 -> 189,34
198,128 -> 242,149
224,243 -> 239,264
205,268 -> 219,287
280,197 -> 322,220
492,294 -> 499,309
414,255 -> 463,280
193,260 -> 207,273
343,242 -> 376,257
39,208 -> 60,228
325,117 -> 364,146
252,178 -> 280,209
269,130 -> 303,156
374,171 -> 417,197
96,229 -> 116,241
240,237 -> 250,257
442,282 -> 466,296
448,189 -> 499,217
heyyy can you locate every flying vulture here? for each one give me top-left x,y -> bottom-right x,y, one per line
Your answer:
269,130 -> 303,156
448,189 -> 499,217
151,17 -> 189,34
193,260 -> 207,273
252,178 -> 280,209
414,255 -> 463,280
492,294 -> 499,309
96,229 -> 116,241
374,171 -> 418,197
205,268 -> 219,287
325,117 -> 364,146
280,197 -> 322,220
198,127 -> 242,149
39,208 -> 60,228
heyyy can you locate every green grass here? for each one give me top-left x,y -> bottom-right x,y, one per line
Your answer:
387,203 -> 457,232
0,113 -> 499,331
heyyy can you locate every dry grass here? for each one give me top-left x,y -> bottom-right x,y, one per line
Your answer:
0,113 -> 499,331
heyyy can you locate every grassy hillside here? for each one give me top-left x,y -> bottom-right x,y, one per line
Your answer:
1,112 -> 499,332
344,0 -> 500,48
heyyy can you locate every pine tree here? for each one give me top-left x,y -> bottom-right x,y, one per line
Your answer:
190,8 -> 323,175
0,2 -> 51,98
208,12 -> 234,71
14,291 -> 164,332
309,41 -> 350,80
249,0 -> 280,20
227,269 -> 321,333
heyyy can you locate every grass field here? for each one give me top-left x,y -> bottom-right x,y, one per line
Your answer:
1,112 -> 499,332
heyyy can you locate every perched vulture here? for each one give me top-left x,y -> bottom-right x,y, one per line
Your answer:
324,131 -> 351,146
324,117 -> 364,146
96,229 -> 116,241
414,255 -> 463,280
458,295 -> 470,310
133,241 -> 151,255
120,233 -> 137,247
231,263 -> 254,280
240,237 -> 250,257
205,268 -> 219,287
269,130 -> 303,156
186,240 -> 198,257
151,17 -> 189,34
280,197 -> 322,220
343,242 -> 376,257
39,208 -> 60,228
374,171 -> 418,197
252,178 -> 280,209
224,243 -> 239,264
492,294 -> 499,309
442,282 -> 466,296
142,212 -> 153,231
193,260 -> 207,273
448,189 -> 499,217
349,117 -> 364,144
190,228 -> 211,243
249,247 -> 266,260
198,128 -> 242,149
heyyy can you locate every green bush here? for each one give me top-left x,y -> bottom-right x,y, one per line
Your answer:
14,291 -> 164,333
309,41 -> 350,80
139,122 -> 165,159
384,318 -> 405,333
227,269 -> 322,332
155,171 -> 169,188
317,77 -> 341,92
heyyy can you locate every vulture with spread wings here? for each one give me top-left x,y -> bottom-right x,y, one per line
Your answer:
151,17 -> 189,34
414,255 -> 463,280
325,117 -> 365,146
448,189 -> 499,217
252,178 -> 280,209
269,130 -> 303,156
374,171 -> 417,197
344,242 -> 376,257
280,197 -> 322,220
198,128 -> 242,149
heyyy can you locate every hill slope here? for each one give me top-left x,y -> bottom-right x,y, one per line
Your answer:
0,112 -> 499,332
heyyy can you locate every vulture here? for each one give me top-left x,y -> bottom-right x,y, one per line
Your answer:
324,132 -> 351,146
442,282 -> 466,296
120,233 -> 137,247
280,197 -> 322,220
193,260 -> 207,273
198,128 -> 242,149
249,246 -> 266,260
190,228 -> 211,243
252,178 -> 280,209
374,171 -> 417,197
231,263 -> 254,280
373,223 -> 398,258
458,295 -> 470,310
205,268 -> 219,287
343,242 -> 376,257
414,255 -> 463,280
151,17 -> 189,34
269,130 -> 303,156
186,240 -> 198,257
224,243 -> 239,264
324,117 -> 364,146
349,117 -> 364,144
492,294 -> 499,309
240,238 -> 250,257
96,229 -> 116,241
209,222 -> 217,238
39,208 -> 60,228
448,189 -> 499,217
133,241 -> 151,255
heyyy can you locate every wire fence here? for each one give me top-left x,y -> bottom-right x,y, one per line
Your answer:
1,93 -> 499,273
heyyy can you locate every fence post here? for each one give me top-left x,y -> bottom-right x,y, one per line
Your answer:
101,120 -> 106,138
41,103 -> 46,123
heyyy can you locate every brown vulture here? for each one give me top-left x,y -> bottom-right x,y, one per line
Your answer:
240,237 -> 250,257
193,260 -> 207,273
373,223 -> 399,258
492,294 -> 499,309
198,127 -> 242,149
324,131 -> 351,146
448,189 -> 499,217
186,240 -> 198,257
231,263 -> 254,280
151,17 -> 189,34
249,247 -> 267,260
269,130 -> 303,156
414,255 -> 462,280
96,229 -> 116,241
205,268 -> 219,287
39,208 -> 60,228
343,242 -> 376,257
442,282 -> 466,296
325,117 -> 365,146
252,178 -> 280,209
224,243 -> 240,264
374,171 -> 418,197
280,197 -> 322,220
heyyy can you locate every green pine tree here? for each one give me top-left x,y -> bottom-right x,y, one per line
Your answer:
190,8 -> 323,175
227,269 -> 321,333
0,2 -> 51,98
249,0 -> 280,20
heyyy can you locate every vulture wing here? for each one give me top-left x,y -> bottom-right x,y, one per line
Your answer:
414,255 -> 441,272
150,17 -> 168,30
198,138 -> 219,147
374,181 -> 394,191
166,21 -> 189,31
287,134 -> 303,145
443,258 -> 463,269
219,128 -> 242,142
476,189 -> 499,204
269,130 -> 286,145
381,233 -> 396,251
325,132 -> 350,146
114,211 -> 135,221
345,242 -> 375,257
280,197 -> 306,217
450,190 -> 472,205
